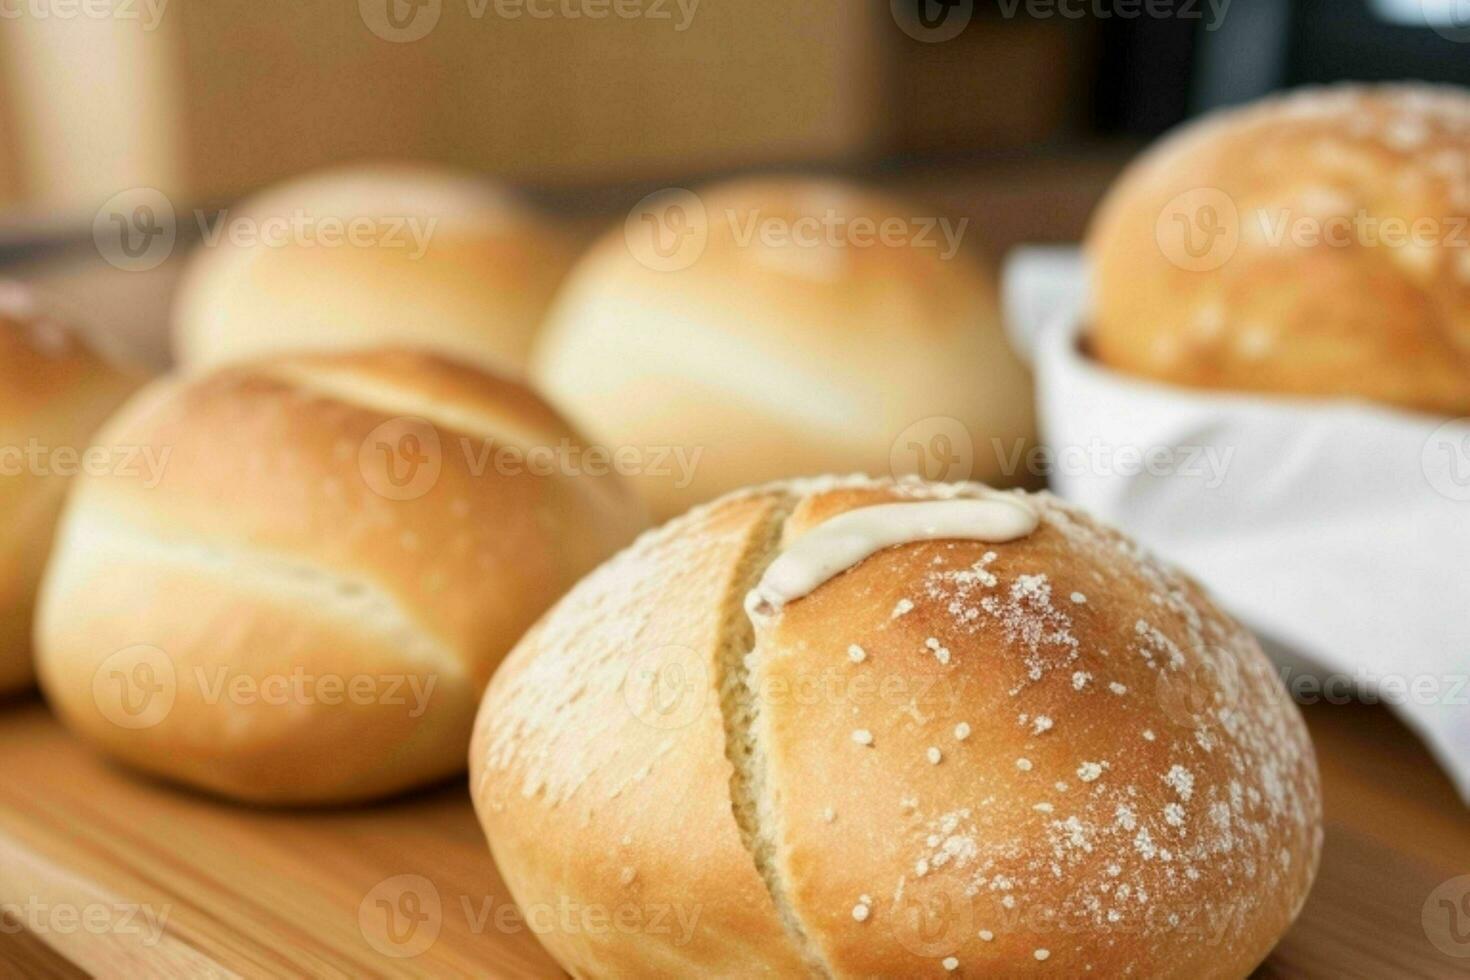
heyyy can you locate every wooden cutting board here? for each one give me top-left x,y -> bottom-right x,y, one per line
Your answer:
1,693 -> 1467,979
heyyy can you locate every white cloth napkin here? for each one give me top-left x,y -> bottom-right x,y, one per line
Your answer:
1004,246 -> 1470,804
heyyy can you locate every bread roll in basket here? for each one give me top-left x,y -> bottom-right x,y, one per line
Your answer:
1088,83 -> 1470,415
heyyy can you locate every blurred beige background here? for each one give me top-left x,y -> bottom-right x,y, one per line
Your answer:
0,0 -> 1096,212
0,0 -> 1118,366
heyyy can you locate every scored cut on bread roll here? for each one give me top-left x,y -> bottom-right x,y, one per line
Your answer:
470,475 -> 1322,978
0,285 -> 141,694
37,349 -> 647,804
1087,82 -> 1470,415
173,162 -> 575,376
532,177 -> 1036,520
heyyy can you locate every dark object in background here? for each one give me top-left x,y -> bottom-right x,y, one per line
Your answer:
903,0 -> 1470,144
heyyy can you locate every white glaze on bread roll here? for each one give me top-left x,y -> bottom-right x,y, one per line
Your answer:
0,286 -> 141,694
174,163 -> 575,376
1087,83 -> 1470,415
36,349 -> 647,804
533,178 -> 1036,519
470,476 -> 1321,977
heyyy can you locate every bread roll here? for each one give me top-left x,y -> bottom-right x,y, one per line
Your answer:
532,178 -> 1035,520
471,476 -> 1321,978
174,163 -> 574,375
1087,83 -> 1470,415
36,350 -> 647,804
0,286 -> 140,694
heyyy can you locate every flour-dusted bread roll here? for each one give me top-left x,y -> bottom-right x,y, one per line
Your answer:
1087,83 -> 1470,415
0,287 -> 141,694
37,350 -> 647,804
533,178 -> 1036,519
174,163 -> 575,375
471,476 -> 1321,978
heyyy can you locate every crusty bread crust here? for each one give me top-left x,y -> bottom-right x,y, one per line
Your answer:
37,349 -> 647,804
0,289 -> 141,693
471,476 -> 1321,977
533,178 -> 1036,519
1088,83 -> 1470,415
173,163 -> 575,376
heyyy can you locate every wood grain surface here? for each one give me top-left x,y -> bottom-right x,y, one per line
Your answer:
0,693 -> 1466,978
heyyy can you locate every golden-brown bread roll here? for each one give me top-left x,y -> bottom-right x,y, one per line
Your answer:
0,287 -> 141,694
173,163 -> 575,375
532,178 -> 1036,520
36,349 -> 647,804
1087,82 -> 1470,415
471,476 -> 1321,978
